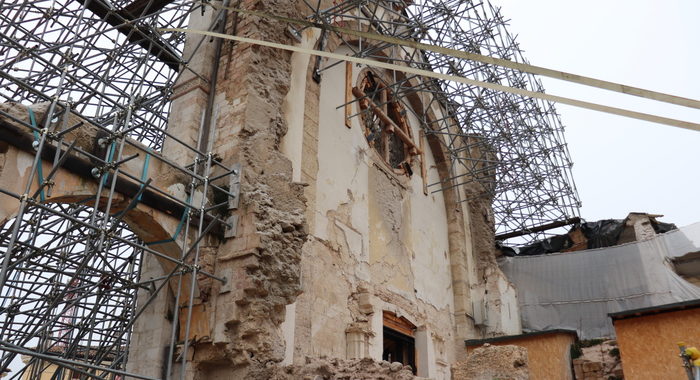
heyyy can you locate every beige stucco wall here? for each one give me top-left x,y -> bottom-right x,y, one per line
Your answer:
280,42 -> 458,379
0,2 -> 524,378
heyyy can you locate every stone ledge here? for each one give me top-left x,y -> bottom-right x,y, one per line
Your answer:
171,76 -> 210,101
217,248 -> 260,262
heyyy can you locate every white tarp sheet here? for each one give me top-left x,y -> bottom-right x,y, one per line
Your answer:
499,222 -> 700,339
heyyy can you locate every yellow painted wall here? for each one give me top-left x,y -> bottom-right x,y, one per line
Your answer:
20,355 -> 114,380
20,363 -> 85,380
467,332 -> 576,380
614,308 -> 700,380
20,363 -> 60,380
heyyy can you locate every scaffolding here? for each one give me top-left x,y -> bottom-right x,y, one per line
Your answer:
304,0 -> 580,242
0,0 -> 580,378
0,1 -> 232,379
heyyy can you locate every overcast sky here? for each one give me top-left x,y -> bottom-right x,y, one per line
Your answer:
489,0 -> 700,228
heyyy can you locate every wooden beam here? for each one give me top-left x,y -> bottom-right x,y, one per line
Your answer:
383,311 -> 416,337
419,130 -> 427,195
203,4 -> 700,110
352,87 -> 421,155
74,0 -> 181,71
345,61 -> 352,128
168,28 -> 700,132
495,217 -> 581,241
121,0 -> 175,18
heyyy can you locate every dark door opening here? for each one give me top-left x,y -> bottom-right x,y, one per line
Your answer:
382,326 -> 416,374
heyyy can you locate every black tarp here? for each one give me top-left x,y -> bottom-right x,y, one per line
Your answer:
501,217 -> 678,256
514,234 -> 572,256
652,220 -> 678,234
580,219 -> 625,249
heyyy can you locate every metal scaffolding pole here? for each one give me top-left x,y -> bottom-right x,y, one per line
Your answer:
0,1 -> 232,378
0,0 -> 581,378
304,0 -> 581,244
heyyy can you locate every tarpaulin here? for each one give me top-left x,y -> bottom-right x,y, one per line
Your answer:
499,222 -> 700,339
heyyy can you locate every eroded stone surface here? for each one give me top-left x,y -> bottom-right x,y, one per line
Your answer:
0,1 -> 526,378
196,0 -> 310,371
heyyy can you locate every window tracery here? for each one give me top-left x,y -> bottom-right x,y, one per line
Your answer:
354,70 -> 418,176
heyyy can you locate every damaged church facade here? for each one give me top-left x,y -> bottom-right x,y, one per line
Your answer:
0,1 -> 580,379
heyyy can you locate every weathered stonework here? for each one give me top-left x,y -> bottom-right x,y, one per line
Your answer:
454,344 -> 529,380
186,0 -> 310,376
0,1 -> 525,378
248,357 -> 416,380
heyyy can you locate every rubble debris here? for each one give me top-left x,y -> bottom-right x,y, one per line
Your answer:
453,344 -> 529,380
246,357 -> 416,380
572,339 -> 624,380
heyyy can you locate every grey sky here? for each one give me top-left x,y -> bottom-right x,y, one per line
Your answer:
490,0 -> 700,227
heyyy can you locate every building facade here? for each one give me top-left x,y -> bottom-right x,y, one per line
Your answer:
128,1 -> 520,378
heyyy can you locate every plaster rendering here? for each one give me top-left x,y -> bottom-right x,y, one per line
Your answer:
0,0 -> 581,379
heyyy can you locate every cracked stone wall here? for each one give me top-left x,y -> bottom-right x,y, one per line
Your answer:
149,1 -> 310,378
125,0 -> 519,378
276,39 -> 469,379
463,139 -> 521,338
200,0 -> 308,376
2,1 -> 519,378
467,192 -> 521,337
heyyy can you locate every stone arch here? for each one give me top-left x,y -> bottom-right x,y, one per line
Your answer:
0,103 -> 199,298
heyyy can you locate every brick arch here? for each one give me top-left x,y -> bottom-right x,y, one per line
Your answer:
303,22 -> 476,348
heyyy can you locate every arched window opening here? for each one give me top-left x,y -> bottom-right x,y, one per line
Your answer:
0,203 -> 144,379
356,70 -> 417,176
